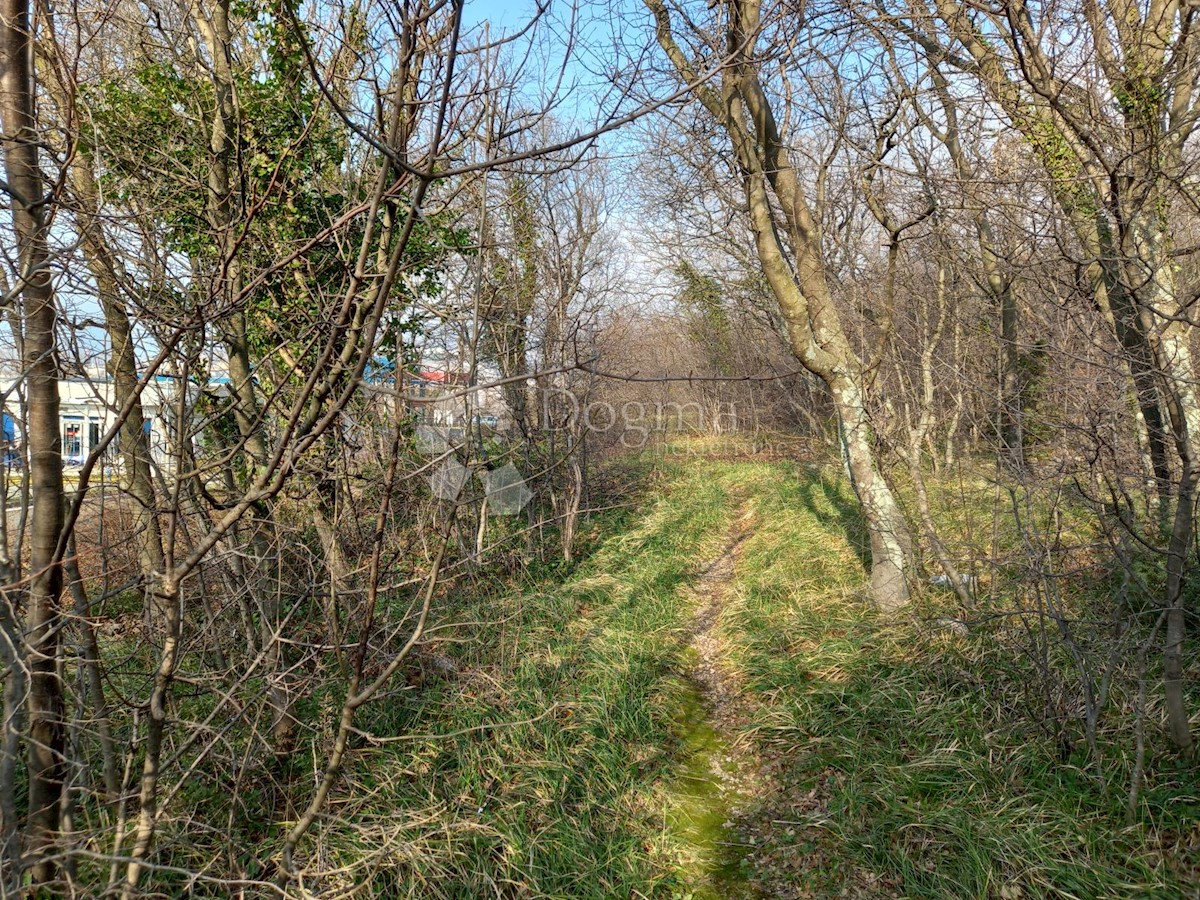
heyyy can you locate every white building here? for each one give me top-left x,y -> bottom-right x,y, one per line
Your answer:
1,374 -> 187,469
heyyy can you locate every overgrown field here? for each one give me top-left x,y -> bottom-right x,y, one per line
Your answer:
186,441 -> 1199,897
275,456 -> 734,897
706,452 -> 1199,898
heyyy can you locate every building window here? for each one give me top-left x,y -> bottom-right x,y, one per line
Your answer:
89,421 -> 100,454
63,417 -> 83,463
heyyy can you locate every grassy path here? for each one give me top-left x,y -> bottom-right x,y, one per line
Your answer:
665,452 -> 1195,899
322,448 -> 1195,898
337,457 -> 743,897
664,500 -> 761,899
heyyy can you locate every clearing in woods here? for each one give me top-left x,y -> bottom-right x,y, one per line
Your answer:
345,442 -> 1195,898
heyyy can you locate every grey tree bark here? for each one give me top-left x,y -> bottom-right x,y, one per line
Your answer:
908,0 -> 1197,753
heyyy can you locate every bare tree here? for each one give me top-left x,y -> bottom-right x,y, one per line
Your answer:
644,0 -> 913,608
884,0 -> 1198,752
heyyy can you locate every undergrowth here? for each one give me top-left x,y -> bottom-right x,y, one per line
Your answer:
141,438 -> 1198,898
291,458 -> 737,897
706,453 -> 1198,899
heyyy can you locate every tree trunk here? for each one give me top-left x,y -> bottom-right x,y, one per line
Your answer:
192,0 -> 293,755
0,583 -> 25,889
644,0 -> 912,608
1134,211 -> 1197,754
1,0 -> 67,879
122,580 -> 181,894
996,269 -> 1023,466
69,155 -> 169,627
833,373 -> 910,609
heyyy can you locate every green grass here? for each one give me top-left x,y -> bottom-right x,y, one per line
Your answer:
274,448 -> 1200,897
695,454 -> 1198,899
158,438 -> 1195,898
287,459 -> 742,897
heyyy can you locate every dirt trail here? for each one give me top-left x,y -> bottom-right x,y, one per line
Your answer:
684,506 -> 757,746
670,498 -> 896,900
669,503 -> 767,899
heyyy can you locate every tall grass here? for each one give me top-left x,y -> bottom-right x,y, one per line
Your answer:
141,440 -> 1197,897
287,460 -> 738,897
709,457 -> 1197,899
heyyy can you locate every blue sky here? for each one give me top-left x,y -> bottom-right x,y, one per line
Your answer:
461,0 -> 545,33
